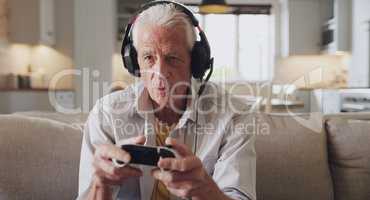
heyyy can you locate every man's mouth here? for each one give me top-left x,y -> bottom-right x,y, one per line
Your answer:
157,87 -> 167,96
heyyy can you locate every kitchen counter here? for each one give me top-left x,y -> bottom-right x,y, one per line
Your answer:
0,88 -> 75,92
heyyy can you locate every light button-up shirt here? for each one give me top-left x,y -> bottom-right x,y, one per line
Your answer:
77,81 -> 256,200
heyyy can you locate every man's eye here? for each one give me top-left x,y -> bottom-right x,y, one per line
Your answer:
168,56 -> 180,62
144,55 -> 153,61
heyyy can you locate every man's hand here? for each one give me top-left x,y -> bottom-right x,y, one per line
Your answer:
151,138 -> 232,200
86,136 -> 146,200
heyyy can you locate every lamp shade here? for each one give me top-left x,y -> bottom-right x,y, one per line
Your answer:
199,0 -> 232,14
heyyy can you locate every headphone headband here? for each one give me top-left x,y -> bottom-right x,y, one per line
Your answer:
140,1 -> 199,26
123,1 -> 200,47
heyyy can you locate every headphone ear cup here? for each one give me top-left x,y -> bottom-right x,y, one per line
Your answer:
191,41 -> 210,79
123,43 -> 140,77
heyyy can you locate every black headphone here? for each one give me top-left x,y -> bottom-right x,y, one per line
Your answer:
121,0 -> 214,81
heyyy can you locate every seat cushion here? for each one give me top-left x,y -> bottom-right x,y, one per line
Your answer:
255,113 -> 334,200
0,115 -> 83,200
325,116 -> 370,200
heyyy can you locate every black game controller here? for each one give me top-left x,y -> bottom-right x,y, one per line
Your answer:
112,144 -> 180,167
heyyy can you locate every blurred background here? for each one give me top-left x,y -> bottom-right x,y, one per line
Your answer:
0,0 -> 369,114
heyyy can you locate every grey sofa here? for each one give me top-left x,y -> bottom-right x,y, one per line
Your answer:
0,112 -> 369,200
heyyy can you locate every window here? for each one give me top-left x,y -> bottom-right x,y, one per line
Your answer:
192,6 -> 274,83
238,14 -> 274,81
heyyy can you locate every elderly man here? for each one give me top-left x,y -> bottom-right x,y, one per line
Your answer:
77,1 -> 256,200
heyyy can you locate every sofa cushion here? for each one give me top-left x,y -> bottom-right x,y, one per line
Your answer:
0,115 -> 83,200
255,113 -> 334,200
12,111 -> 88,130
325,116 -> 370,200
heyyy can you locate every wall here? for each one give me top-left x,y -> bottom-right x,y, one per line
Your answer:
0,44 -> 31,75
274,53 -> 350,88
0,0 -> 7,42
74,0 -> 115,112
350,0 -> 370,87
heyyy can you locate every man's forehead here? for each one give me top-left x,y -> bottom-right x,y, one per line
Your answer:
136,25 -> 187,47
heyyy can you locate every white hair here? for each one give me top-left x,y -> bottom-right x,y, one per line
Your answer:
131,2 -> 197,51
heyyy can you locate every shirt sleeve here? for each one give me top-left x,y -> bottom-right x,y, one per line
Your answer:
212,113 -> 256,200
76,101 -> 120,200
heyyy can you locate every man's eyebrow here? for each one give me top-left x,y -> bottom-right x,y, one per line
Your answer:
164,47 -> 185,55
165,52 -> 180,56
141,49 -> 154,55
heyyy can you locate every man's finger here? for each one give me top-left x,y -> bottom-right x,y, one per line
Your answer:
151,168 -> 166,181
93,156 -> 117,176
95,167 -> 141,185
151,168 -> 201,183
95,144 -> 131,163
158,156 -> 202,172
101,159 -> 143,178
94,157 -> 143,179
166,185 -> 199,199
167,187 -> 187,198
166,180 -> 202,191
165,138 -> 192,157
117,135 -> 146,146
116,166 -> 143,177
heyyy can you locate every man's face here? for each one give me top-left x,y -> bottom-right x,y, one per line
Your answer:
136,25 -> 192,109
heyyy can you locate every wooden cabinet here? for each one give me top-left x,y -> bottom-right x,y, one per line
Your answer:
282,0 -> 351,56
310,89 -> 341,114
320,0 -> 334,23
8,0 -> 55,45
335,0 -> 352,52
320,0 -> 352,53
282,0 -> 321,56
0,89 -> 74,114
304,89 -> 370,114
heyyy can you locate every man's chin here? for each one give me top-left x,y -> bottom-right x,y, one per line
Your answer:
152,97 -> 169,109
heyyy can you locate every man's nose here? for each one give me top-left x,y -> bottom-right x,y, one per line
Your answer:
153,58 -> 170,79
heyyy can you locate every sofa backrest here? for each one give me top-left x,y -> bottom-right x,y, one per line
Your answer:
7,111 -> 367,200
255,113 -> 334,200
325,113 -> 370,200
0,115 -> 83,200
